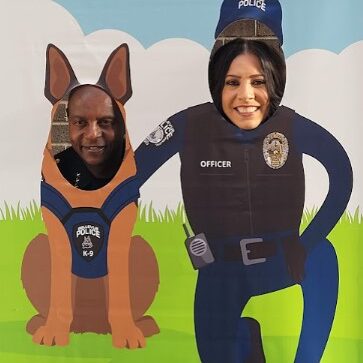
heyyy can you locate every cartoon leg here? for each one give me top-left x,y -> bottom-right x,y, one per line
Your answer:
129,235 -> 160,337
21,233 -> 51,334
295,239 -> 338,363
194,263 -> 257,363
21,234 -> 103,334
236,317 -> 266,363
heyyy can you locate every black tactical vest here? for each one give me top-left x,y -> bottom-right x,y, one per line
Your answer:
180,103 -> 305,239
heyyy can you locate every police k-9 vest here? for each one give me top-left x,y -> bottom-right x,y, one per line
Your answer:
41,176 -> 139,278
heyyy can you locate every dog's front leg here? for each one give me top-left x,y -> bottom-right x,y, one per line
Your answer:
32,207 -> 73,346
107,202 -> 146,349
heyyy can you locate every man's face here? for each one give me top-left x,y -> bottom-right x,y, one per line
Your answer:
67,86 -> 123,172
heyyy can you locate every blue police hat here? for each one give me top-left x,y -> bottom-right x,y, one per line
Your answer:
215,0 -> 283,45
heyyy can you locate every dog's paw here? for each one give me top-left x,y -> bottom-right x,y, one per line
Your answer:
111,322 -> 146,349
32,324 -> 70,346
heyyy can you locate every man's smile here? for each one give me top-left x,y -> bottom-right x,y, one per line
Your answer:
81,145 -> 106,153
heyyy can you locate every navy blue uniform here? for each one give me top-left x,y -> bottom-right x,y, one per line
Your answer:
135,103 -> 352,362
54,147 -> 113,190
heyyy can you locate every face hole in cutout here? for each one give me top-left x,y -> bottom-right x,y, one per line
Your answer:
50,86 -> 126,191
209,19 -> 286,129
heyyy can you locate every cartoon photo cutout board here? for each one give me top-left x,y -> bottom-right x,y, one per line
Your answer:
21,44 -> 160,348
134,0 -> 353,362
0,1 -> 361,362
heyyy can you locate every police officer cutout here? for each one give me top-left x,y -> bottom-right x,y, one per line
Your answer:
135,1 -> 352,362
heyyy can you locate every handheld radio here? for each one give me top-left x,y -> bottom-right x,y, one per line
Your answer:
183,224 -> 215,270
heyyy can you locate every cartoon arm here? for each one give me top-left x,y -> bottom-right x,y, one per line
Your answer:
135,110 -> 187,186
294,114 -> 353,251
107,202 -> 145,349
32,207 -> 73,346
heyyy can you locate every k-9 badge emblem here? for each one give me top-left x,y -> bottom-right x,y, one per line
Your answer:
144,120 -> 175,146
263,132 -> 289,169
73,223 -> 104,262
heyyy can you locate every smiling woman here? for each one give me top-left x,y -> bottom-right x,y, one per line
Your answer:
209,38 -> 286,130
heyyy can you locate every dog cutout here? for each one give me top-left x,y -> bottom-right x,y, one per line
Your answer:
21,44 -> 159,348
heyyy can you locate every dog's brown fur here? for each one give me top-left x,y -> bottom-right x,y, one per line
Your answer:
22,234 -> 159,336
21,44 -> 159,348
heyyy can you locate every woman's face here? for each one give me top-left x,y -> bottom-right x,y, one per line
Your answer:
222,52 -> 269,130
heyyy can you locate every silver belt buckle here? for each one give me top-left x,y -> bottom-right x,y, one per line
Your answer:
240,238 -> 266,266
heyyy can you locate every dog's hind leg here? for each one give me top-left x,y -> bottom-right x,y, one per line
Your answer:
129,235 -> 160,337
22,233 -> 78,335
21,233 -> 51,334
134,315 -> 160,337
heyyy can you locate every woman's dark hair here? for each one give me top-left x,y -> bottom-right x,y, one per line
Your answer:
209,38 -> 286,121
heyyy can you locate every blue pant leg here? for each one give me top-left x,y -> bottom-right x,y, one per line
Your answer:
194,263 -> 250,363
295,239 -> 338,363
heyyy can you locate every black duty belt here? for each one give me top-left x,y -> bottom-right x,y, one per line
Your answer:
223,238 -> 278,265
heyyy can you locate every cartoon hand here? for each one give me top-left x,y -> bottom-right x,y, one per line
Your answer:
282,236 -> 307,284
32,321 -> 70,346
110,321 -> 146,349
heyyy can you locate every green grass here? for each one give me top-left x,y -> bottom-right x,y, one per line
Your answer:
1,202 -> 362,362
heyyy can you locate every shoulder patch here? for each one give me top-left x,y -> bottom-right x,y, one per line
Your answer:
144,120 -> 175,146
263,132 -> 289,169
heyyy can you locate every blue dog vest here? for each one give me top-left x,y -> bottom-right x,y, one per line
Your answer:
41,176 -> 140,278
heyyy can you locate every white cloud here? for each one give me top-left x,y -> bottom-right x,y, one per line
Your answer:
0,0 -> 361,215
283,42 -> 363,212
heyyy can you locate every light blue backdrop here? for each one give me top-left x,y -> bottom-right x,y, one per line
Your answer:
55,0 -> 363,56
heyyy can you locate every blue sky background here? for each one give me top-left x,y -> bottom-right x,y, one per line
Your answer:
54,0 -> 363,57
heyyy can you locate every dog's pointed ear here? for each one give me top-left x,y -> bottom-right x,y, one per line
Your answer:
44,44 -> 79,104
97,44 -> 132,104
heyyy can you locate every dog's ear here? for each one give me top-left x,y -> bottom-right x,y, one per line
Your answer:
97,44 -> 132,104
44,44 -> 79,105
